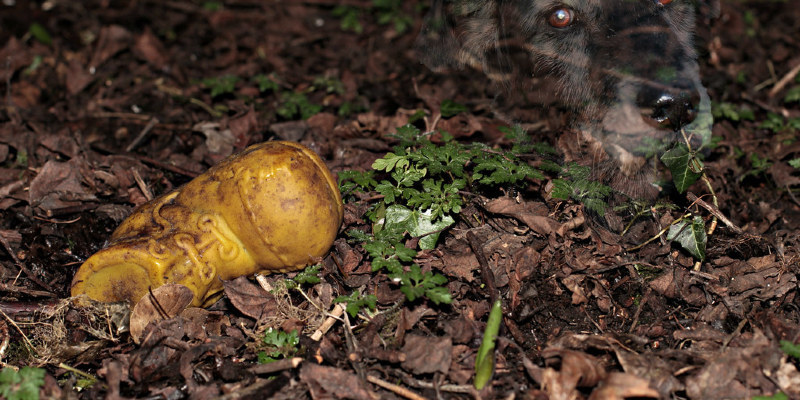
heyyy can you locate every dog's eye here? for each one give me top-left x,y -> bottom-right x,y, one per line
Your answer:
548,8 -> 574,28
656,0 -> 673,5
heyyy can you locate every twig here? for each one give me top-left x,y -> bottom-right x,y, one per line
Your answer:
399,371 -> 476,394
131,168 -> 153,201
58,363 -> 97,383
367,375 -> 427,400
0,308 -> 37,356
769,62 -> 800,98
625,213 -> 692,252
687,192 -> 742,235
310,303 -> 345,341
125,117 -> 159,152
466,230 -> 498,303
248,357 -> 303,375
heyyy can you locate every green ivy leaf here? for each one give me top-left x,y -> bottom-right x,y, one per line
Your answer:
667,216 -> 707,260
661,144 -> 701,193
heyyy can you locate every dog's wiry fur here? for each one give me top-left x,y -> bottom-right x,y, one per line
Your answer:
417,0 -> 716,199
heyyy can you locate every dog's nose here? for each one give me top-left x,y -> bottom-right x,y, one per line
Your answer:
639,86 -> 701,131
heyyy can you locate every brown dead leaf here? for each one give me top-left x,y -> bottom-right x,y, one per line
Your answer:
685,329 -> 782,398
401,334 -> 452,375
299,363 -> 373,400
484,197 -> 562,236
90,25 -> 132,70
64,58 -> 95,95
543,348 -> 607,387
227,107 -> 260,149
588,372 -> 659,400
29,158 -> 98,212
133,28 -> 168,70
180,307 -> 230,341
0,37 -> 31,83
130,284 -> 194,344
193,121 -> 236,162
612,348 -> 683,397
223,276 -> 279,320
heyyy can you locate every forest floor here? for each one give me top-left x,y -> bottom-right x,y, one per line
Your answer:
1,1 -> 800,399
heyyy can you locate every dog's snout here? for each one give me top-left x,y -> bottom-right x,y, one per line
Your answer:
639,86 -> 701,131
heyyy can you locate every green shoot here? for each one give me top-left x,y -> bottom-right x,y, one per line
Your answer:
474,299 -> 502,390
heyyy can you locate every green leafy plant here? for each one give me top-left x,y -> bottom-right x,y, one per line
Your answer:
785,86 -> 800,104
334,292 -> 378,318
0,366 -> 46,400
333,0 -> 414,34
313,76 -> 345,95
780,340 -> 800,359
202,1 -> 223,11
253,74 -> 279,93
201,75 -> 240,98
740,153 -> 773,180
258,329 -> 299,364
759,112 -> 800,134
711,102 -> 754,122
332,6 -> 364,34
551,163 -> 612,215
340,123 -> 546,305
276,91 -> 321,120
440,99 -> 468,118
392,264 -> 451,304
284,264 -> 322,290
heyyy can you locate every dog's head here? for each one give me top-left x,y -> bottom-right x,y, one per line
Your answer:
417,0 -> 718,198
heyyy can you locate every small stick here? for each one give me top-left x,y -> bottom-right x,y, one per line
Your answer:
687,192 -> 742,235
367,375 -> 427,400
466,230 -> 498,303
310,303 -> 345,341
249,357 -> 303,375
131,168 -> 153,201
769,62 -> 800,98
125,117 -> 159,152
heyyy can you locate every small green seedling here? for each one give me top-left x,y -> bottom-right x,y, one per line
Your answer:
201,75 -> 240,98
276,92 -> 321,120
334,292 -> 378,318
258,329 -> 300,364
551,163 -> 612,216
284,264 -> 322,290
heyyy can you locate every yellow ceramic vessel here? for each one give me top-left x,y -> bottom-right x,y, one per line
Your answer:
71,141 -> 343,307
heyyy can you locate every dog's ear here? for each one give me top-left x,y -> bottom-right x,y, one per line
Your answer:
415,0 -> 462,71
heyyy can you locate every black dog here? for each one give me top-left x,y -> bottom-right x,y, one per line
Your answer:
417,0 -> 717,198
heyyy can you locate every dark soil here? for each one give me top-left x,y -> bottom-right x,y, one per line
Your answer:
1,1 -> 800,399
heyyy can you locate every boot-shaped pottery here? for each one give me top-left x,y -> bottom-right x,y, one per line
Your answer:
71,141 -> 343,307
